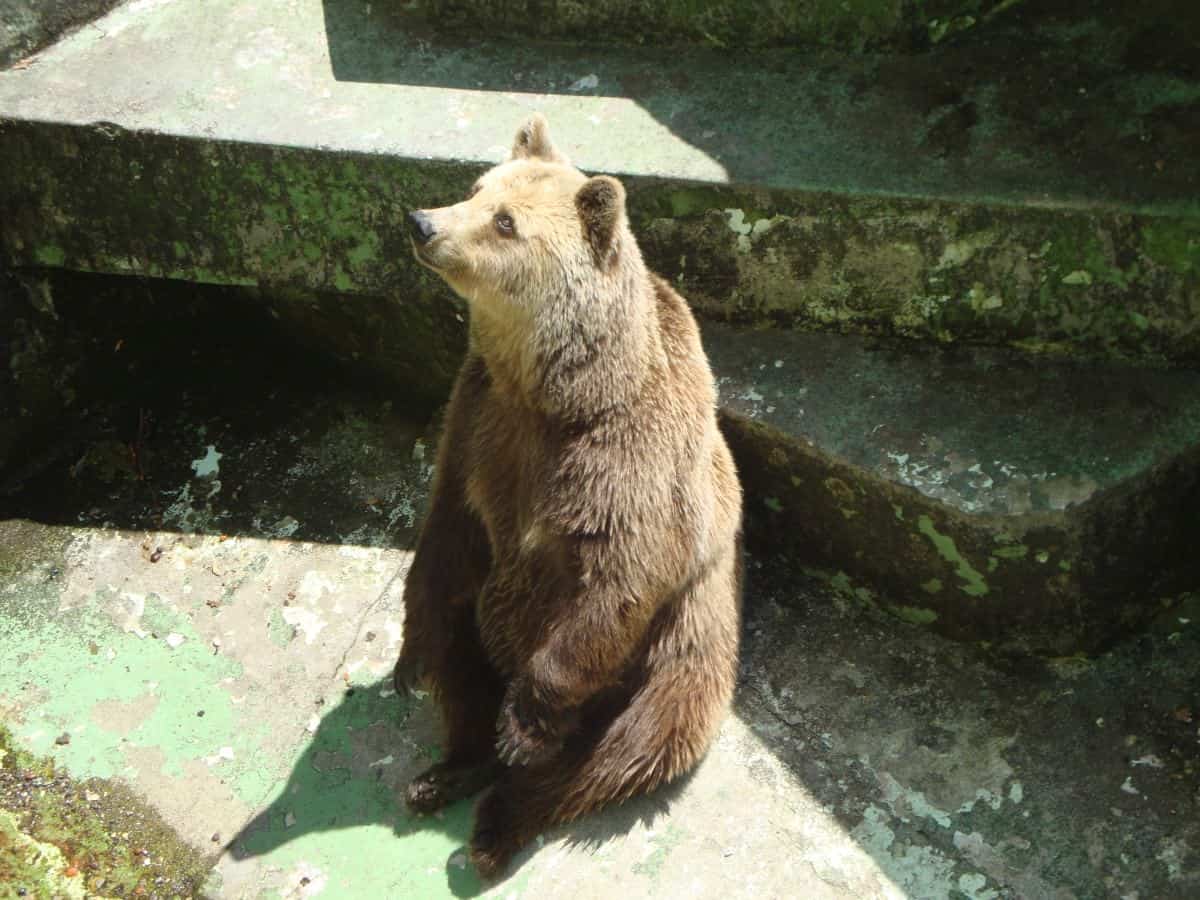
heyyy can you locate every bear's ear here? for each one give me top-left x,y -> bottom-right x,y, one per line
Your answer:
510,114 -> 568,164
576,175 -> 626,266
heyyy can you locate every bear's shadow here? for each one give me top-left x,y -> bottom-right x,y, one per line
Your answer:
225,676 -> 691,896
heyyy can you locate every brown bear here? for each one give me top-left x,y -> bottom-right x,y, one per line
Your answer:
394,114 -> 743,878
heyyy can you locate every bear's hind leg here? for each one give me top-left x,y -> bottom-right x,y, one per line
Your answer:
469,649 -> 735,877
406,607 -> 505,814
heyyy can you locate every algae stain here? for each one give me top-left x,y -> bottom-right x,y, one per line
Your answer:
917,516 -> 989,597
632,823 -> 686,880
1141,220 -> 1200,276
34,245 -> 66,267
891,605 -> 939,625
267,608 -> 295,649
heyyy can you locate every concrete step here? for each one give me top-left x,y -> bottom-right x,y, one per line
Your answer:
354,0 -> 1200,55
1,0 -> 1198,370
387,0 -> 958,52
3,356 -> 1198,898
2,0 -> 1198,653
706,324 -> 1200,654
5,266 -> 1199,654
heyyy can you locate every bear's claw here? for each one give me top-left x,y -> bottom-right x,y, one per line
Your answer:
406,760 -> 501,814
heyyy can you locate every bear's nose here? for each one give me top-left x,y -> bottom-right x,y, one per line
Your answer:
407,210 -> 437,244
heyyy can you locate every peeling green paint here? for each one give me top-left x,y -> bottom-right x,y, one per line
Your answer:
267,608 -> 294,649
631,823 -> 686,880
917,516 -> 989,597
0,566 -> 276,805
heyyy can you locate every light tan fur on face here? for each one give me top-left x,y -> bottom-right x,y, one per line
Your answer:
412,115 -> 651,414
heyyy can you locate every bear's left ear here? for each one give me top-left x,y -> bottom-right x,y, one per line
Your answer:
510,114 -> 569,164
576,176 -> 626,266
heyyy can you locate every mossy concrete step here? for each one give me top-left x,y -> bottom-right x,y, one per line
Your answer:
1,0 -> 1198,369
398,0 -> 1200,54
708,324 -> 1200,654
4,265 -> 1198,656
396,0 -> 986,52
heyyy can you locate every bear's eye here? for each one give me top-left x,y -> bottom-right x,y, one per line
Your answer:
494,213 -> 515,235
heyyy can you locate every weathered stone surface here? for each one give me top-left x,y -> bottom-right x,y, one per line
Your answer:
0,267 -> 457,480
398,0 -> 1200,58
635,190 -> 1200,364
5,264 -> 1196,656
0,0 -> 121,67
0,270 -> 70,473
1,0 -> 1198,363
403,0 -> 911,51
3,353 -> 1198,896
709,324 -> 1200,653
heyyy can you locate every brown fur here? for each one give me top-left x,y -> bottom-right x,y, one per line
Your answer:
395,114 -> 743,878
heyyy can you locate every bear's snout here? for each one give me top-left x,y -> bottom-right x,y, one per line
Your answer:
407,210 -> 437,244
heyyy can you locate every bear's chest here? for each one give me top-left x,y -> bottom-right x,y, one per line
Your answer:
466,395 -> 545,536
462,391 -> 572,671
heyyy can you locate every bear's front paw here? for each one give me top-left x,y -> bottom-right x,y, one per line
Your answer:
494,679 -> 565,767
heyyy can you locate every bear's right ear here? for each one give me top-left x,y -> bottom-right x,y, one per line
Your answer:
576,175 -> 626,267
510,114 -> 568,164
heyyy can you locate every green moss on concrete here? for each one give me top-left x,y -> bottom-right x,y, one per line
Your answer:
0,724 -> 211,898
1,124 -> 471,406
890,605 -> 940,625
917,515 -> 989,597
1141,219 -> 1200,277
719,406 -> 1200,655
631,182 -> 1200,364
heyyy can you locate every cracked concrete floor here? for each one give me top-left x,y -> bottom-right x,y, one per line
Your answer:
1,370 -> 1198,899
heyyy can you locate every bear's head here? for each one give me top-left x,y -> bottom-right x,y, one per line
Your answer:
407,114 -> 633,312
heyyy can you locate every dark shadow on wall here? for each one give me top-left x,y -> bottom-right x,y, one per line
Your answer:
315,0 -> 1200,210
0,268 -> 445,547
